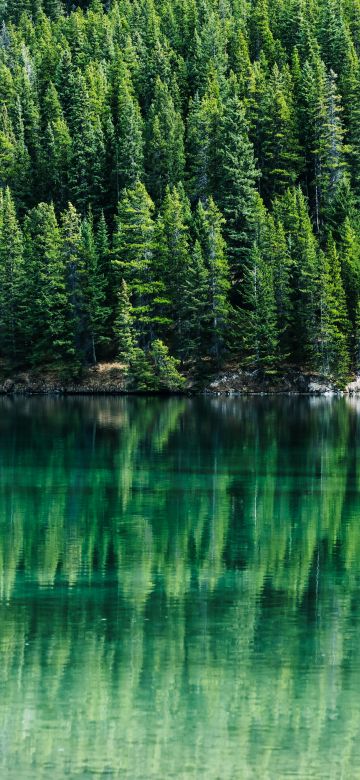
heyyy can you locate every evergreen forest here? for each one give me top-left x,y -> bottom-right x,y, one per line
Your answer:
1,0 -> 360,387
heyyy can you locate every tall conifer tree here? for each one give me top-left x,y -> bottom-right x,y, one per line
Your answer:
112,182 -> 168,345
195,198 -> 230,361
0,188 -> 24,363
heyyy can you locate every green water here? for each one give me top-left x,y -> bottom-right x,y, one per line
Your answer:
1,396 -> 360,779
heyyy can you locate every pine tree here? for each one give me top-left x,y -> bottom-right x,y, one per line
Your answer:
320,69 -> 349,220
68,72 -> 105,213
7,0 -> 31,25
193,9 -> 229,88
130,0 -> 163,109
239,242 -> 280,374
341,217 -> 360,327
9,99 -> 31,211
195,197 -> 230,362
22,202 -> 70,365
150,339 -> 185,390
114,72 -> 144,196
355,298 -> 360,372
181,239 -> 209,361
273,187 -> 321,367
342,60 -> 360,201
81,210 -> 108,364
186,75 -> 222,204
56,47 -> 75,122
128,347 -> 156,390
114,278 -> 135,364
96,209 -> 112,315
40,84 -> 71,207
217,73 -> 259,280
301,57 -> 348,230
146,77 -> 185,203
246,54 -> 269,180
18,66 -> 41,196
60,202 -> 85,364
112,182 -> 168,345
0,187 -> 24,363
231,29 -> 251,97
318,0 -> 352,77
267,213 -> 293,360
260,64 -> 302,200
249,0 -> 276,62
158,184 -> 192,355
0,106 -> 17,190
42,0 -> 63,20
318,238 -> 350,383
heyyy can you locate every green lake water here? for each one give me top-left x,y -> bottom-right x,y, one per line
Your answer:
1,396 -> 360,779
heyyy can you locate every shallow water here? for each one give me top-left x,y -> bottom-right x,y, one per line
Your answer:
1,395 -> 360,778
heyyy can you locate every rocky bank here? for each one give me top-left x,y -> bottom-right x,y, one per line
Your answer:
1,363 -> 360,395
0,363 -> 128,395
205,369 -> 360,395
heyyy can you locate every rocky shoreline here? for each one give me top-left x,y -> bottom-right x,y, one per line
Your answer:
206,369 -> 360,395
0,363 -> 128,395
1,363 -> 360,396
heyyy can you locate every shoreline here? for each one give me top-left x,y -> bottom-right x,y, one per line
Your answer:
1,364 -> 360,396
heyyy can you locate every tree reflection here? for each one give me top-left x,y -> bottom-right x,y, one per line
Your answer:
0,396 -> 360,777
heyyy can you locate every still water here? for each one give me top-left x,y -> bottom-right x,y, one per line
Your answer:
1,395 -> 360,779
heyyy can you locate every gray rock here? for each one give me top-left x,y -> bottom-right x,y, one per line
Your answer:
346,377 -> 360,394
3,379 -> 14,393
308,380 -> 335,394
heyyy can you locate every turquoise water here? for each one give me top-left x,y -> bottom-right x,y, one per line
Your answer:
1,396 -> 360,778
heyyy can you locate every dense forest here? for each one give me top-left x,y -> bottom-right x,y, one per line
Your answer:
1,0 -> 360,387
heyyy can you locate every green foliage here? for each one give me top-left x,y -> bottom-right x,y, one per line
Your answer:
0,187 -> 24,363
60,202 -> 85,364
80,209 -> 108,363
273,187 -> 321,367
0,0 -> 360,383
114,69 -> 144,195
146,77 -> 185,203
127,340 -> 184,391
128,347 -> 156,390
217,74 -> 259,278
195,197 -> 230,362
23,201 -> 67,365
301,57 -> 348,230
186,74 -> 222,203
318,238 -> 350,384
150,338 -> 185,389
112,181 -> 169,346
238,197 -> 280,373
158,184 -> 192,356
114,278 -> 135,364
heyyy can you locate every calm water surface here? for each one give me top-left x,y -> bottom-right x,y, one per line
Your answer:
1,396 -> 360,779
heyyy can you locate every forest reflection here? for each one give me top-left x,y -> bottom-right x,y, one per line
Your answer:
1,396 -> 360,779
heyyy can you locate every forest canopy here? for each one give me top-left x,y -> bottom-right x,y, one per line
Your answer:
0,0 -> 360,387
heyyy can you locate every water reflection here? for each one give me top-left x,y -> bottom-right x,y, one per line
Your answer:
0,397 -> 360,778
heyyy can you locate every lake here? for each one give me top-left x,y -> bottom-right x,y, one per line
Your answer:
1,395 -> 360,779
